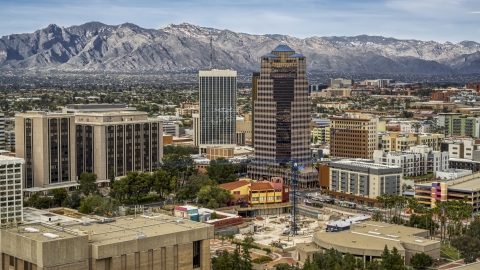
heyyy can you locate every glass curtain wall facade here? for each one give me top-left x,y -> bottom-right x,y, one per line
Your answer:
249,45 -> 314,186
198,69 -> 237,153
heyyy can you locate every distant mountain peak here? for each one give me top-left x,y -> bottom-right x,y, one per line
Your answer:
0,21 -> 480,75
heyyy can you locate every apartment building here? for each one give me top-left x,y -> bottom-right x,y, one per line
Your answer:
316,102 -> 349,110
329,114 -> 379,159
373,145 -> 449,177
381,132 -> 444,152
436,113 -> 480,137
15,111 -> 162,189
0,155 -> 24,224
312,125 -> 330,144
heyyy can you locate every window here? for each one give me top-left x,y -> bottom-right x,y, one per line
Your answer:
193,240 -> 201,268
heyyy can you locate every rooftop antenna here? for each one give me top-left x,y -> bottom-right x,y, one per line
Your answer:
209,36 -> 213,70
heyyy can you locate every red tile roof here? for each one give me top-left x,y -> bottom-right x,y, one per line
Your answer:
250,182 -> 274,190
219,181 -> 250,191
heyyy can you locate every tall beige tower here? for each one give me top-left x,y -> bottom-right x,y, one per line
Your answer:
15,111 -> 77,189
248,45 -> 317,188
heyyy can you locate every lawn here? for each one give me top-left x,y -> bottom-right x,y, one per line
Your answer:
440,242 -> 461,260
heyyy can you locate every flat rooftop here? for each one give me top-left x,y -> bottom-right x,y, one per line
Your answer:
8,215 -> 209,246
315,221 -> 438,251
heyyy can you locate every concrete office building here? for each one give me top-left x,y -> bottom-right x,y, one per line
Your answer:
329,114 -> 379,159
75,111 -> 163,180
248,45 -> 317,188
198,69 -> 237,153
0,113 -> 4,150
0,216 -> 213,270
0,156 -> 24,224
312,221 -> 440,265
327,159 -> 402,206
163,122 -> 180,137
15,112 -> 77,189
15,111 -> 162,190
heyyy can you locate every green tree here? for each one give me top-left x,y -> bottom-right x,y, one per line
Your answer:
206,157 -> 238,184
366,259 -> 380,270
176,175 -> 213,202
409,253 -> 433,269
35,197 -> 53,209
132,172 -> 152,202
452,216 -> 480,264
240,236 -> 254,270
161,152 -> 196,188
274,263 -> 291,270
109,167 -> 115,185
78,172 -> 99,196
326,248 -> 341,270
212,250 -> 233,270
62,190 -> 82,209
25,192 -> 40,207
342,253 -> 356,270
197,185 -> 234,208
51,188 -> 68,206
152,168 -> 176,199
78,195 -> 104,214
380,245 -> 392,269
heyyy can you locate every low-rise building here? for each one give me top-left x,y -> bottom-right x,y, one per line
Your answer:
312,221 -> 440,265
0,215 -> 213,270
415,177 -> 480,212
381,132 -> 444,152
326,159 -> 402,207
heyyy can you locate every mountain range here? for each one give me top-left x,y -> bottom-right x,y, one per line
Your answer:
1,22 -> 480,75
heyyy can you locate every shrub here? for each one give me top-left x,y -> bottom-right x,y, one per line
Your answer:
252,255 -> 273,264
262,247 -> 272,254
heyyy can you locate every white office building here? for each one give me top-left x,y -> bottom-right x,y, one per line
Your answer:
198,69 -> 237,153
0,155 -> 25,224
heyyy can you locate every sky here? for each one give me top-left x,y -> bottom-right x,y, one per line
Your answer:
1,0 -> 480,43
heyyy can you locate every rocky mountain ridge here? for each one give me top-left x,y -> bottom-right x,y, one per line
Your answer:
1,22 -> 479,74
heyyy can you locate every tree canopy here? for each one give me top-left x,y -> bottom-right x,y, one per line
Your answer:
206,157 -> 238,184
78,172 -> 99,196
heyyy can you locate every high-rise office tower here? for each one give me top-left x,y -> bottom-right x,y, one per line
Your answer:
251,72 -> 260,147
248,45 -> 317,188
198,69 -> 237,153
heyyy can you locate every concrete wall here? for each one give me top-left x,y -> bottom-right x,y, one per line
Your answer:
0,231 -> 89,268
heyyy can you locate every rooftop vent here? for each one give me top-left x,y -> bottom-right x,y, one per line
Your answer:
415,240 -> 424,243
25,227 -> 39,233
386,234 -> 399,238
43,233 -> 59,239
368,231 -> 381,235
176,220 -> 184,224
134,235 -> 147,240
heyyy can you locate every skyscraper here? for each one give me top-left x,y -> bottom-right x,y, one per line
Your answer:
198,69 -> 237,153
251,72 -> 260,147
248,45 -> 317,188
